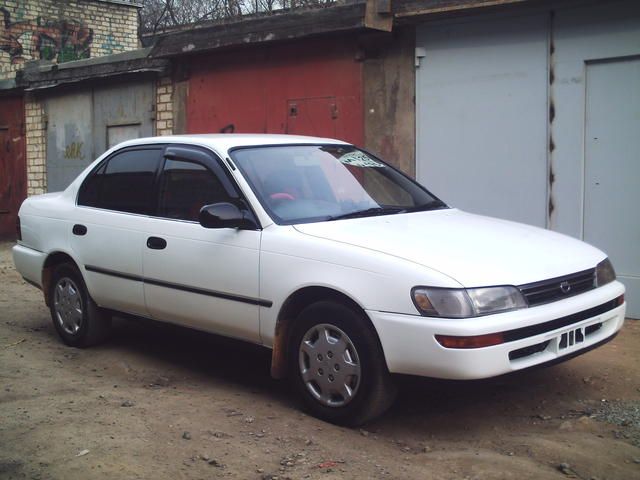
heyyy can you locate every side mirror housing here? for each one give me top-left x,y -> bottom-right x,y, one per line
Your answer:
199,202 -> 258,230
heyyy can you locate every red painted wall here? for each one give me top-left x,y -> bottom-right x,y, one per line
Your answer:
186,36 -> 364,146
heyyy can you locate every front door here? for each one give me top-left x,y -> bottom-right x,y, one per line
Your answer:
143,145 -> 262,342
583,57 -> 640,319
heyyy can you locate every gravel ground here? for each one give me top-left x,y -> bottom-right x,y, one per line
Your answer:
594,401 -> 640,447
1,241 -> 639,479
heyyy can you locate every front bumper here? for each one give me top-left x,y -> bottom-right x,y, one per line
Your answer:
367,281 -> 625,379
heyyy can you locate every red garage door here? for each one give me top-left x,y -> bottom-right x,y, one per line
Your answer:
187,36 -> 363,146
0,96 -> 26,239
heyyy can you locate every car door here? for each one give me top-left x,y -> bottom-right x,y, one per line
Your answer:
142,145 -> 263,343
71,146 -> 164,316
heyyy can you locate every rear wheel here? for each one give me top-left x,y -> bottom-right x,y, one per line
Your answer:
289,300 -> 396,426
49,263 -> 111,347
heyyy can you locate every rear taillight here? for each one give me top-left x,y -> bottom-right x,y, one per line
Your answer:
16,216 -> 21,241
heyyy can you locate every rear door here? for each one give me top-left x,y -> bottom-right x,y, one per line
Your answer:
71,146 -> 163,316
142,145 -> 262,342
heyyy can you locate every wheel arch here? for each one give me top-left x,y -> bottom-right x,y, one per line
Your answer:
270,286 -> 384,379
42,251 -> 80,307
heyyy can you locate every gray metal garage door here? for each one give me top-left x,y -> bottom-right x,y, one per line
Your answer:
46,80 -> 154,192
583,57 -> 640,319
416,1 -> 640,318
551,2 -> 640,318
415,12 -> 549,228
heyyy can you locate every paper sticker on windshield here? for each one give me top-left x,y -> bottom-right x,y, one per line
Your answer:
339,151 -> 385,168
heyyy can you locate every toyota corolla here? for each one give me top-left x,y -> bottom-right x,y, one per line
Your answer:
13,134 -> 626,425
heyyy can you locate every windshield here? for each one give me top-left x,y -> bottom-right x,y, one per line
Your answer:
230,145 -> 447,225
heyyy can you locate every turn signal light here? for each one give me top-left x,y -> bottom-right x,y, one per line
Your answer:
435,332 -> 504,349
616,294 -> 624,306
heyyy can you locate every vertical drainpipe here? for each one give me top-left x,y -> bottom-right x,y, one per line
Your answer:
547,10 -> 556,230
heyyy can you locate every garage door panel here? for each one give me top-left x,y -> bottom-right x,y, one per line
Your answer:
583,57 -> 640,318
416,13 -> 549,227
46,81 -> 155,193
45,91 -> 94,193
551,1 -> 640,239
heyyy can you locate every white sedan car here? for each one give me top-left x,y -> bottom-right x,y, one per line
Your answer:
13,134 -> 626,425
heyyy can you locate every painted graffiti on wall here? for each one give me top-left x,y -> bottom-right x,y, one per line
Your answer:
63,141 -> 85,160
0,8 -> 93,65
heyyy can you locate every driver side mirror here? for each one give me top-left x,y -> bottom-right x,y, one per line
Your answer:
199,203 -> 258,230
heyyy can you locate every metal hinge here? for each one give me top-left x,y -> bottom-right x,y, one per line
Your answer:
415,47 -> 426,68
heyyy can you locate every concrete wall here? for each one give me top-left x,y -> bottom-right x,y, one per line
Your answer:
362,28 -> 416,177
0,0 -> 139,81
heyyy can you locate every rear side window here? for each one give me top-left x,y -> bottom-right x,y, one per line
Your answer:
78,149 -> 162,215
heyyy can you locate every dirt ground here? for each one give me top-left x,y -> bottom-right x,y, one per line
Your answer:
0,241 -> 639,480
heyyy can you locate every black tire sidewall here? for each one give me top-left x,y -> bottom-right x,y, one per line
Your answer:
49,264 -> 91,347
288,300 -> 386,426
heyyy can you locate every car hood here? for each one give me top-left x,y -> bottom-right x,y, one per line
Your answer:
293,209 -> 605,287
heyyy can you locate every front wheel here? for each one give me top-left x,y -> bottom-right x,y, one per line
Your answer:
289,301 -> 396,426
49,263 -> 111,347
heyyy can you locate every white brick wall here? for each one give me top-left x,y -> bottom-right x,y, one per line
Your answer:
24,94 -> 46,195
156,76 -> 174,136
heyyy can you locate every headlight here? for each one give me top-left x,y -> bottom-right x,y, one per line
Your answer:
595,258 -> 616,287
412,286 -> 527,318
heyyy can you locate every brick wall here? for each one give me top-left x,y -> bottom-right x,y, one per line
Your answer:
24,94 -> 46,195
0,0 -> 139,81
156,76 -> 174,136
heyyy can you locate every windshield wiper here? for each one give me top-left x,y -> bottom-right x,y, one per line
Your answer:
327,206 -> 405,221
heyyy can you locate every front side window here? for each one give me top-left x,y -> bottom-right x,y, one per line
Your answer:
158,159 -> 232,221
231,145 -> 447,225
78,148 -> 162,215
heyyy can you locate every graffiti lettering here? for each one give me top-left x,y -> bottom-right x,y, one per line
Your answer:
0,8 -> 93,65
64,142 -> 84,160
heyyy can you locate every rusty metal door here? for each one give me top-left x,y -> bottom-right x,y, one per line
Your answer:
45,80 -> 154,192
286,97 -> 337,138
0,96 -> 26,238
186,39 -> 364,146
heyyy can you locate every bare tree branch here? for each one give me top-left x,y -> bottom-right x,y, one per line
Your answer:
138,0 -> 338,34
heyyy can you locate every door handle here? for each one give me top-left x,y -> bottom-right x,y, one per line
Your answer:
72,224 -> 87,236
146,236 -> 167,250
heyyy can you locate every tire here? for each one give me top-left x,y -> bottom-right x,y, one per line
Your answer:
289,300 -> 397,426
49,263 -> 111,347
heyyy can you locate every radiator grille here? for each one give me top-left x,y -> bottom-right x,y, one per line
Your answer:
519,268 -> 595,307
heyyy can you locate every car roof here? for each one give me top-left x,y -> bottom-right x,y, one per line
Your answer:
114,134 -> 352,153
